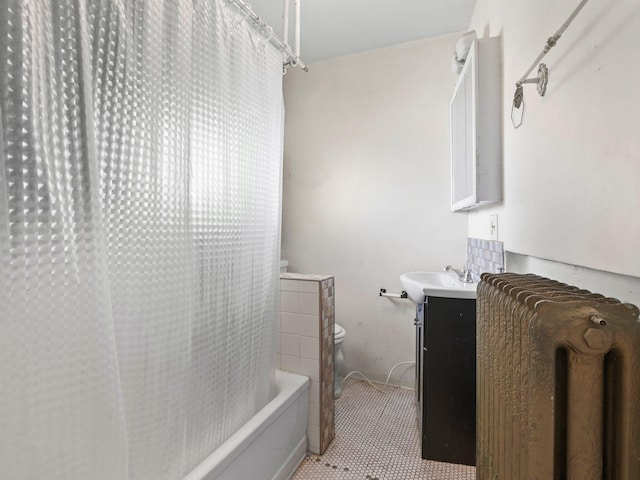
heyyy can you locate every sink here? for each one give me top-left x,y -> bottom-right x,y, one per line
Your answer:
400,271 -> 477,302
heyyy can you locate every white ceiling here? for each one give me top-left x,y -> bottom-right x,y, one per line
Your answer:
245,0 -> 478,63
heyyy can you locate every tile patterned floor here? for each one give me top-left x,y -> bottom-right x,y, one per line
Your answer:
292,378 -> 476,480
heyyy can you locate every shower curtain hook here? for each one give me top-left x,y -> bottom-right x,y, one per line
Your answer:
234,4 -> 252,31
261,25 -> 274,45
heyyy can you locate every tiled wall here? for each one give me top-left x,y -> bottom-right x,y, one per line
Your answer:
467,237 -> 505,282
278,273 -> 335,454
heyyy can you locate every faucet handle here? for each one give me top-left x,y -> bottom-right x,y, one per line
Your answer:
461,268 -> 473,283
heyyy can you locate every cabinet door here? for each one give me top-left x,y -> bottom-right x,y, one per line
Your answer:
422,296 -> 476,466
450,37 -> 502,211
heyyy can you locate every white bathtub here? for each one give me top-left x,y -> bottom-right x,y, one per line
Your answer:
184,369 -> 309,480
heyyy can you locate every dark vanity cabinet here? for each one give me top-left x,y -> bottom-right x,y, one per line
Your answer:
415,296 -> 476,466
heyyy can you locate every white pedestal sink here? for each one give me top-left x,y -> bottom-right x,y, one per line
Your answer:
400,271 -> 477,302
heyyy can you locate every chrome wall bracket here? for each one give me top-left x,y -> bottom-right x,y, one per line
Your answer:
512,63 -> 548,128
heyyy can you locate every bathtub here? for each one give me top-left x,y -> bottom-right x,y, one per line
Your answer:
184,369 -> 309,480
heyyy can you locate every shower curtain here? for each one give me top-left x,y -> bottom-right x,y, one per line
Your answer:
0,1 -> 283,479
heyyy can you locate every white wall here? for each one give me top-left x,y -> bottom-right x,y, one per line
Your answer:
506,253 -> 640,307
282,0 -> 640,385
467,0 -> 640,284
282,34 -> 468,387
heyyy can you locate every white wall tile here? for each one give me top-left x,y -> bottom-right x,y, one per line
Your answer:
280,354 -> 300,373
307,425 -> 320,454
280,333 -> 300,356
280,312 -> 299,335
299,335 -> 319,360
299,293 -> 319,315
309,380 -> 320,401
299,280 -> 318,294
308,401 -> 320,427
299,314 -> 319,338
280,291 -> 299,313
280,279 -> 300,292
299,357 -> 319,382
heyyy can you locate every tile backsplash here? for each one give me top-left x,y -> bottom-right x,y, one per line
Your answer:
467,238 -> 505,282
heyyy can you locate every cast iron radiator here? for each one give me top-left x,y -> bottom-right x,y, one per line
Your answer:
477,273 -> 640,480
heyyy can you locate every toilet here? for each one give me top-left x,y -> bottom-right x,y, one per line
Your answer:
334,323 -> 346,398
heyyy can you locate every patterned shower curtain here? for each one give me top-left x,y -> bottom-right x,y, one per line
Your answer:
0,1 -> 283,479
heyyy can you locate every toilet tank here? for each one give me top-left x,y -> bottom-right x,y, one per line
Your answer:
279,260 -> 288,273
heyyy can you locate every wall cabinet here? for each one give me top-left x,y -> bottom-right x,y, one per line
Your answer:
416,296 -> 476,466
450,37 -> 502,211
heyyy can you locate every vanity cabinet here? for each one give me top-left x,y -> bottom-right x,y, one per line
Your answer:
416,296 -> 476,466
450,36 -> 502,211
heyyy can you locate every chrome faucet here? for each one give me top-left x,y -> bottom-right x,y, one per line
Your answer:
444,265 -> 474,283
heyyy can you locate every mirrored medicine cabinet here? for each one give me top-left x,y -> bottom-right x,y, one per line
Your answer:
450,36 -> 502,212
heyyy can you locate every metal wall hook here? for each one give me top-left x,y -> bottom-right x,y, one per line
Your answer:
512,63 -> 548,128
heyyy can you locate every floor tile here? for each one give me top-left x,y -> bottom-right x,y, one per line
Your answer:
292,378 -> 476,479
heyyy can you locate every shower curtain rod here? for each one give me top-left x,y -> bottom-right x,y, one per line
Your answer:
226,0 -> 308,72
510,0 -> 592,128
516,0 -> 590,87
